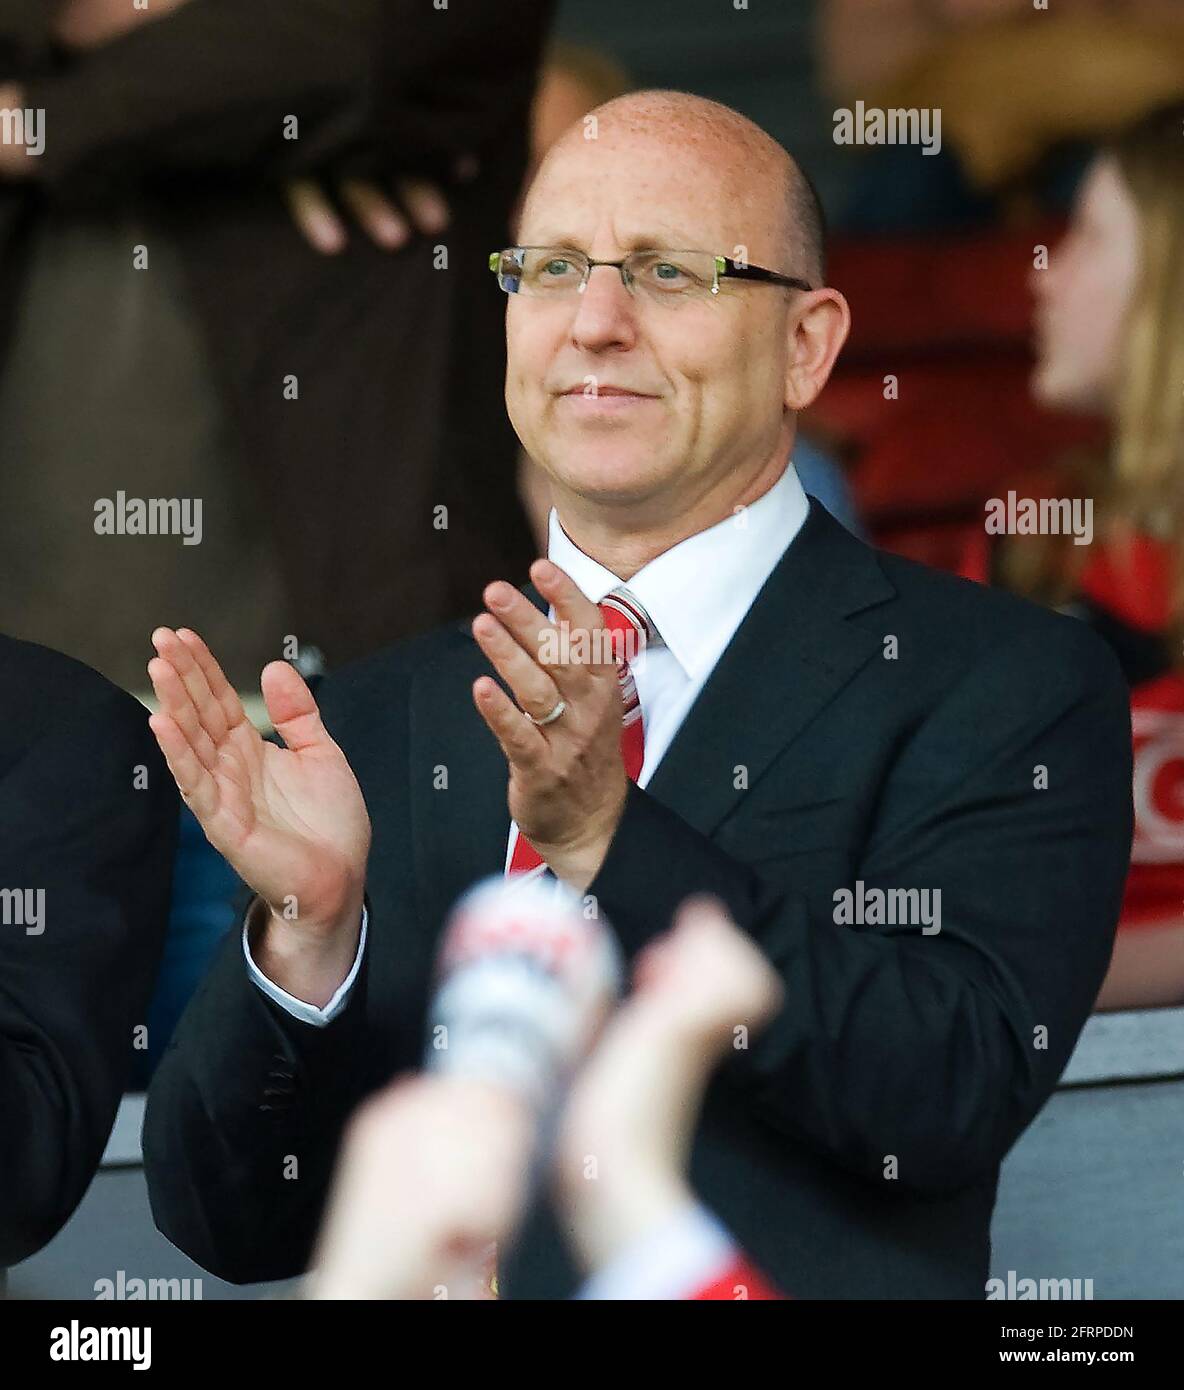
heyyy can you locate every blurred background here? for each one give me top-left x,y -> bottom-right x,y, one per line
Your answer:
2,0 -> 1182,1299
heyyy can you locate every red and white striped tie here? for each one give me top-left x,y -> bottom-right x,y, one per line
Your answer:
507,587 -> 659,876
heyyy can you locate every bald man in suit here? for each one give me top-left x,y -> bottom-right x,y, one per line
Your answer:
143,92 -> 1132,1298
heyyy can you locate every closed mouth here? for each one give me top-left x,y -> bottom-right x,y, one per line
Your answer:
559,386 -> 658,397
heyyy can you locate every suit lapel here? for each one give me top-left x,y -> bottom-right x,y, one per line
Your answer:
645,504 -> 896,836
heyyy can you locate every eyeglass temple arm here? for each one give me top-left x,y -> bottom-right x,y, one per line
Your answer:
718,258 -> 812,292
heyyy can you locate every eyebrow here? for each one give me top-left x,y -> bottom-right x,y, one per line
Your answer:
518,232 -> 704,251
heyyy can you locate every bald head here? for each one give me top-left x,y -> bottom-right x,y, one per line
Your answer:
521,88 -> 825,286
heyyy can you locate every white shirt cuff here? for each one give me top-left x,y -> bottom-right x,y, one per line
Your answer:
574,1202 -> 738,1301
243,905 -> 368,1027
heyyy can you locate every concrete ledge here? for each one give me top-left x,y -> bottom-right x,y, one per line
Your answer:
100,1093 -> 146,1168
1060,1007 -> 1184,1087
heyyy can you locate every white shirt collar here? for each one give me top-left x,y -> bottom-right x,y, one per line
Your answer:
546,464 -> 810,680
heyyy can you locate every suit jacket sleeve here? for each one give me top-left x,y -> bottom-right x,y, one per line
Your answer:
142,659 -> 406,1285
142,912 -> 374,1282
20,0 -> 553,197
587,619 -> 1134,1195
0,680 -> 177,1266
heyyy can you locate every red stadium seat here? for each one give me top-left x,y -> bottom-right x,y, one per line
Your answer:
804,223 -> 1106,569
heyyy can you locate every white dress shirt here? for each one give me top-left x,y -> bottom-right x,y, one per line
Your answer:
574,1201 -> 738,1301
247,463 -> 811,1024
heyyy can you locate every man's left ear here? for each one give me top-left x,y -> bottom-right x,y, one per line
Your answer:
784,289 -> 851,412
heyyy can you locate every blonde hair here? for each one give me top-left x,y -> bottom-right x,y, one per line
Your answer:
1004,104 -> 1184,656
1109,104 -> 1184,564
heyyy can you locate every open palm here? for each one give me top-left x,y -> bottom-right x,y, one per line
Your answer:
147,628 -> 370,927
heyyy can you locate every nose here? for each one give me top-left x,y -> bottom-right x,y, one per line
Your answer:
568,263 -> 639,353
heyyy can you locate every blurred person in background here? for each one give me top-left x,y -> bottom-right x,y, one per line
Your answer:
0,0 -> 551,675
0,0 -> 553,1072
0,635 -> 175,1268
820,0 -> 1184,232
0,0 -> 556,669
961,104 -> 1184,1011
307,895 -> 784,1300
